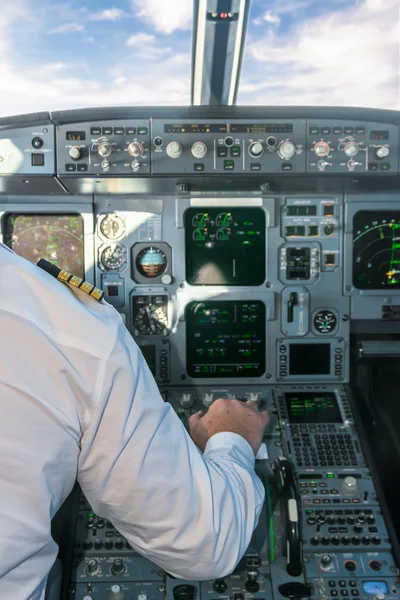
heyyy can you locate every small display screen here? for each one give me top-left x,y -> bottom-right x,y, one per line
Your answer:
230,123 -> 293,134
289,343 -> 331,375
287,205 -> 317,217
4,214 -> 85,279
186,300 -> 266,378
370,130 -> 389,140
362,583 -> 389,596
164,123 -> 227,134
66,131 -> 86,141
139,345 -> 156,376
285,392 -> 342,424
184,207 -> 266,286
353,211 -> 400,289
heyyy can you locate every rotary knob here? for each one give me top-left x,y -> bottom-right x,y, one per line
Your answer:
202,393 -> 214,407
249,141 -> 263,158
278,140 -> 296,160
111,558 -> 126,575
166,141 -> 182,159
191,141 -> 207,159
69,146 -> 82,160
128,142 -> 144,158
376,145 -> 390,159
138,595 -> 148,600
85,559 -> 100,576
341,476 -> 357,495
344,141 -> 359,157
98,141 -> 113,158
109,585 -> 124,600
314,141 -> 330,157
180,393 -> 195,408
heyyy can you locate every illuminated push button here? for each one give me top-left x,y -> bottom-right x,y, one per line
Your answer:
109,584 -> 124,600
166,141 -> 182,158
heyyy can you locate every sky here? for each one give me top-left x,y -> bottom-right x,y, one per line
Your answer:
0,0 -> 398,117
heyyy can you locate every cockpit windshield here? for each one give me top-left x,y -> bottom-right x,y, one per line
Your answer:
0,0 -> 398,117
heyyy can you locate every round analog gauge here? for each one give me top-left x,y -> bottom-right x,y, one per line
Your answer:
314,310 -> 337,334
136,247 -> 167,278
192,228 -> 209,242
192,213 -> 210,228
216,212 -> 233,227
134,304 -> 168,335
100,244 -> 127,271
100,214 -> 125,240
216,227 -> 231,241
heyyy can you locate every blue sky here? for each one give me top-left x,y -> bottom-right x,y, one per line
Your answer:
0,0 -> 398,116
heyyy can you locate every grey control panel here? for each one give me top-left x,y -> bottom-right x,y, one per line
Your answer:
151,119 -> 306,175
56,120 -> 151,176
0,124 -> 55,175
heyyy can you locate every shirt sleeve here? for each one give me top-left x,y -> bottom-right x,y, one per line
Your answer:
78,319 -> 265,581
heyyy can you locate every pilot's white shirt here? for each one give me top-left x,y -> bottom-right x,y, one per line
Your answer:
0,245 -> 265,600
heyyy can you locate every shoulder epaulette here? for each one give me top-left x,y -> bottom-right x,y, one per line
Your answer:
37,259 -> 104,302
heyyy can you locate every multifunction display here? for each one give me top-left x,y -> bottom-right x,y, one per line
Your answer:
353,211 -> 400,288
184,207 -> 266,285
4,213 -> 85,279
285,392 -> 343,424
185,300 -> 265,378
289,343 -> 331,375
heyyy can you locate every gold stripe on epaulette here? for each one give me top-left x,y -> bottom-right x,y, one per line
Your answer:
58,270 -> 70,283
91,287 -> 104,301
80,281 -> 94,294
69,275 -> 83,288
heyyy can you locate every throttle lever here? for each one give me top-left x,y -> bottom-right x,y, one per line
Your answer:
272,457 -> 303,577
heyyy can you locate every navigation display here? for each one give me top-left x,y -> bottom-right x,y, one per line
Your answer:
185,207 -> 266,286
289,343 -> 331,375
285,392 -> 342,424
5,214 -> 85,279
186,300 -> 266,378
353,211 -> 400,289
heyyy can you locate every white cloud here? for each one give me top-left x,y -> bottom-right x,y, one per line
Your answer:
43,62 -> 73,72
50,23 -> 84,34
240,0 -> 400,109
90,8 -> 123,22
131,0 -> 193,34
254,10 -> 281,26
125,32 -> 171,58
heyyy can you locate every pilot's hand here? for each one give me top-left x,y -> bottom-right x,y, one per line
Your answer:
189,399 -> 270,456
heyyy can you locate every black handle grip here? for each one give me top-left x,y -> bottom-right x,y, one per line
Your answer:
273,457 -> 302,577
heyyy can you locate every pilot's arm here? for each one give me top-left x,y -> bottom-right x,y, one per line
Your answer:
78,316 -> 265,580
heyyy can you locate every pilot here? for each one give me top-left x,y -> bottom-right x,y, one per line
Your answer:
0,244 -> 269,599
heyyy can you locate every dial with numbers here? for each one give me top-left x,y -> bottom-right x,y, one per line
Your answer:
134,303 -> 168,335
100,214 -> 125,240
314,310 -> 337,334
100,244 -> 127,271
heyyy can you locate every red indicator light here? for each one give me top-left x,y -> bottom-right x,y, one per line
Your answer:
220,12 -> 228,18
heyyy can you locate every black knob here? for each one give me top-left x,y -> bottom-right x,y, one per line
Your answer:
337,516 -> 346,525
307,516 -> 316,525
347,516 -> 355,525
97,519 -> 105,528
353,525 -> 363,534
94,540 -> 103,550
173,585 -> 196,600
321,536 -> 330,545
213,580 -> 227,594
111,558 -> 125,575
320,554 -> 332,566
105,540 -> 113,550
341,536 -> 350,546
327,516 -> 336,525
331,536 -> 340,545
245,581 -> 260,593
344,560 -> 357,572
352,536 -> 361,545
324,224 -> 335,236
371,536 -> 381,545
357,513 -> 366,523
367,515 -> 376,525
115,540 -> 124,550
83,540 -> 93,550
311,536 -> 320,546
362,536 -> 370,545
